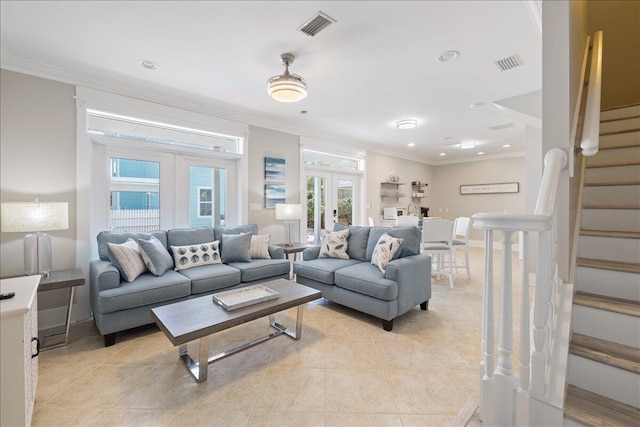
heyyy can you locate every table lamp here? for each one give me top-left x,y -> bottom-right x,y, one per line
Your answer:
275,203 -> 301,246
1,199 -> 69,277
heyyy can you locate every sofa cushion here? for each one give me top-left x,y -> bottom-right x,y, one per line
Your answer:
228,259 -> 290,283
365,226 -> 422,261
214,224 -> 258,244
177,263 -> 242,294
293,258 -> 360,285
167,227 -> 215,248
98,270 -> 191,314
319,229 -> 350,259
221,232 -> 252,263
335,263 -> 399,301
171,241 -> 222,271
138,236 -> 174,276
249,234 -> 271,259
97,230 -> 167,261
107,239 -> 147,282
333,224 -> 370,261
371,233 -> 404,273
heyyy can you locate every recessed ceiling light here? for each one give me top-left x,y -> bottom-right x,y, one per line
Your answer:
439,152 -> 446,156
460,141 -> 477,149
438,50 -> 460,62
138,59 -> 159,70
477,151 -> 485,155
396,119 -> 418,130
502,144 -> 511,148
407,142 -> 416,147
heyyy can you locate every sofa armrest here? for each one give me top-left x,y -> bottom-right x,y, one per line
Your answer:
385,253 -> 432,314
90,259 -> 121,292
268,245 -> 285,259
302,245 -> 321,261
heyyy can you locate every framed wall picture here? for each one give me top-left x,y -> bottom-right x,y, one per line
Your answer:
460,182 -> 519,195
264,157 -> 285,182
264,184 -> 285,208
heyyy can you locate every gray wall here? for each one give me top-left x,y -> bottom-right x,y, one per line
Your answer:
431,156 -> 526,244
0,69 -> 78,320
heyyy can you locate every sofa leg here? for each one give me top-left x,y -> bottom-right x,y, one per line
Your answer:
382,319 -> 393,331
104,333 -> 116,347
420,300 -> 429,311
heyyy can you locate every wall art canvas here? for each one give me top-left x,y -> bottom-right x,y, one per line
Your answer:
264,157 -> 285,182
264,184 -> 285,208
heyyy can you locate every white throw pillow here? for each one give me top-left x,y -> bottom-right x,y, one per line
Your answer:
319,229 -> 350,259
371,233 -> 404,273
107,238 -> 148,282
171,240 -> 222,271
249,234 -> 271,259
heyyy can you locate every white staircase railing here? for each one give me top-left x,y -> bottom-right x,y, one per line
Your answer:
473,148 -> 574,426
473,29 -> 603,425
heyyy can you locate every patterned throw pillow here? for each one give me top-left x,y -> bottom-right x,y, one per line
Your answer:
138,236 -> 174,276
371,233 -> 404,273
171,241 -> 222,271
249,234 -> 271,259
107,238 -> 148,282
319,228 -> 350,259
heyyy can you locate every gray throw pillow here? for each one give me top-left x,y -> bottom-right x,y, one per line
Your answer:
221,232 -> 252,263
138,236 -> 174,276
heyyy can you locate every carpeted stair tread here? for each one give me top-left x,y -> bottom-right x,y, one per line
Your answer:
584,180 -> 640,187
570,333 -> 640,374
580,229 -> 640,239
573,291 -> 640,317
564,384 -> 640,426
582,203 -> 640,209
586,160 -> 640,169
576,258 -> 640,274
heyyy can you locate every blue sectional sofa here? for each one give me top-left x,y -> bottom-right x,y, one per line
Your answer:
89,224 -> 290,346
293,224 -> 431,331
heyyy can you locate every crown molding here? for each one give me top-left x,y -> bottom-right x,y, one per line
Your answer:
433,150 -> 525,166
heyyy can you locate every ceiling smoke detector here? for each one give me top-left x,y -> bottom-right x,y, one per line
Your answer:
438,50 -> 460,62
495,54 -> 523,71
298,11 -> 336,37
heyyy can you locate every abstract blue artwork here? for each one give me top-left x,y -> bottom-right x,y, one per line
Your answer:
265,184 -> 285,208
264,157 -> 285,181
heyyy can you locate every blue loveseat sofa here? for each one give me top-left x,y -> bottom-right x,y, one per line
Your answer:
89,224 -> 290,346
293,224 -> 431,331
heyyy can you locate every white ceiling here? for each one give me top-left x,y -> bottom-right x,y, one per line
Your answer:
0,1 -> 542,164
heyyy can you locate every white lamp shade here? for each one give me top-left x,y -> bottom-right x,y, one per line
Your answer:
275,204 -> 302,221
268,77 -> 308,103
1,202 -> 69,232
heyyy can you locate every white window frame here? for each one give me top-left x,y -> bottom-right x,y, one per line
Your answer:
197,186 -> 213,218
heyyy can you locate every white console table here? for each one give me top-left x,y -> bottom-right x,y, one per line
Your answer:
1,275 -> 40,427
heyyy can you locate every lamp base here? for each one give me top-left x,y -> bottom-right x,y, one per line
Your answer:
24,232 -> 52,277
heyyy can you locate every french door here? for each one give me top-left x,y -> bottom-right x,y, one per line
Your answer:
305,172 -> 359,244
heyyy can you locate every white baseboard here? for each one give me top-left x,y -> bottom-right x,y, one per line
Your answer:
37,304 -> 82,330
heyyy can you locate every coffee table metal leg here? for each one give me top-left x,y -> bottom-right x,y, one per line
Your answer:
269,305 -> 304,339
179,336 -> 209,383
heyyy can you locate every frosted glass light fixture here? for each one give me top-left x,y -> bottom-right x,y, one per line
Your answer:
268,53 -> 308,103
275,203 -> 302,246
1,200 -> 69,276
460,141 -> 477,149
396,119 -> 418,130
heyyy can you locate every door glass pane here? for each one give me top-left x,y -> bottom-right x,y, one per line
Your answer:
189,165 -> 226,227
337,179 -> 354,226
109,158 -> 160,232
306,176 -> 326,244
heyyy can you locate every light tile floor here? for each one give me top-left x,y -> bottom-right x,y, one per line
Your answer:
33,247 -> 526,426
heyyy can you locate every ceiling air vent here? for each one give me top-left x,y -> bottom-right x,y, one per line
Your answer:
298,11 -> 336,37
495,54 -> 523,71
488,122 -> 516,131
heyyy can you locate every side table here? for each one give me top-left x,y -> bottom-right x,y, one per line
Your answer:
273,242 -> 309,279
38,268 -> 85,350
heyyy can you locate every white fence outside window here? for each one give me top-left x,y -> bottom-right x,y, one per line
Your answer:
109,209 -> 159,232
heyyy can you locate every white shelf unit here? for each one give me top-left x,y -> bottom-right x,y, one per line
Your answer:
1,275 -> 40,427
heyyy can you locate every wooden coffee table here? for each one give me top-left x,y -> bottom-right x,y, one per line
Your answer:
151,279 -> 321,382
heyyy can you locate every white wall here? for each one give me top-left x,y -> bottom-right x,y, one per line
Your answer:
246,125 -> 301,244
0,70 -> 78,321
431,156 -> 526,244
365,151 -> 434,224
